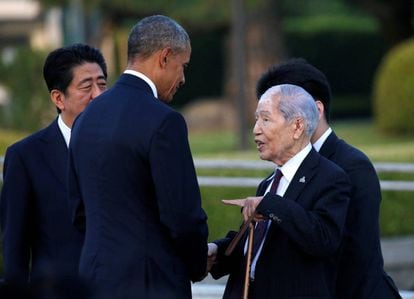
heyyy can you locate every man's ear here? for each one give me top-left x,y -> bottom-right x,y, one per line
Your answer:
293,117 -> 305,139
50,89 -> 65,111
315,100 -> 324,121
159,48 -> 172,68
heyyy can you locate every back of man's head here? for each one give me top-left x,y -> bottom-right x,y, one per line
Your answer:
256,58 -> 332,122
127,15 -> 190,61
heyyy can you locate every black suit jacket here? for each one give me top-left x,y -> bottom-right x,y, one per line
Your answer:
68,74 -> 208,299
0,119 -> 83,283
212,148 -> 351,299
320,132 -> 401,299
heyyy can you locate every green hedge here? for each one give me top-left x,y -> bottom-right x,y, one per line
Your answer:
373,38 -> 414,135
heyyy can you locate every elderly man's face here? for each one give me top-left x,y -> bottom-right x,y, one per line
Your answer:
253,95 -> 296,166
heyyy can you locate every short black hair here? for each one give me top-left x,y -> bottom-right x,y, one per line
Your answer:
256,58 -> 332,122
43,43 -> 107,94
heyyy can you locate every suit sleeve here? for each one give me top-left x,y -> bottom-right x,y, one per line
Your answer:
210,178 -> 269,279
0,147 -> 33,283
149,111 -> 208,282
67,145 -> 85,233
257,169 -> 351,257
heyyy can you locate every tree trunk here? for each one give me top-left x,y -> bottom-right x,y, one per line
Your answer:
227,0 -> 286,150
245,0 -> 286,122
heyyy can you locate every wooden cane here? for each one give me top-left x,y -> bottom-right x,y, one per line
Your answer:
225,214 -> 255,256
243,222 -> 255,299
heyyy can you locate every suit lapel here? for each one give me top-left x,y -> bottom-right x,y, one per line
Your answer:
40,118 -> 68,187
265,149 -> 321,244
257,172 -> 274,196
283,149 -> 320,202
319,131 -> 339,160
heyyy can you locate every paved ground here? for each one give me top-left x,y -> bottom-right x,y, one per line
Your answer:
192,280 -> 414,299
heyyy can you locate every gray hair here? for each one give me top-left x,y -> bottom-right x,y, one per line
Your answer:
261,84 -> 319,137
127,15 -> 190,60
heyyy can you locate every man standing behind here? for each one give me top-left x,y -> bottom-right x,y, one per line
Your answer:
256,58 -> 401,299
1,44 -> 107,284
68,15 -> 208,299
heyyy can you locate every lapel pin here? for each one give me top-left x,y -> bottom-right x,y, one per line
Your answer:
299,176 -> 306,183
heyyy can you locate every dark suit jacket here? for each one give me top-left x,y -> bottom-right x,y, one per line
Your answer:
68,74 -> 209,299
320,132 -> 401,299
211,149 -> 351,299
0,119 -> 83,283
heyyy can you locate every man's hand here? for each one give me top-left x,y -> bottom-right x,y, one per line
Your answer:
222,196 -> 264,221
207,243 -> 218,272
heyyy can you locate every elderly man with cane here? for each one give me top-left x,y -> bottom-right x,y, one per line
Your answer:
208,84 -> 351,299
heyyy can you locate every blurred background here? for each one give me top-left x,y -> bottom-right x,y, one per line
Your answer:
0,0 -> 412,137
0,0 -> 414,293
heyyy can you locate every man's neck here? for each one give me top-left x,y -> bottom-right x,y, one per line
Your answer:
311,120 -> 330,144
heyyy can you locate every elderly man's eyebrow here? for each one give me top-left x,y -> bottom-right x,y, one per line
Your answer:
256,110 -> 272,117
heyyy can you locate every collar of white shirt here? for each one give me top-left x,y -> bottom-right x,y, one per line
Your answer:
313,127 -> 332,152
279,142 -> 312,186
57,114 -> 71,148
123,70 -> 158,98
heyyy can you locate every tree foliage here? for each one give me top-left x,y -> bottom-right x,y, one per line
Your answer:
0,48 -> 54,130
343,0 -> 413,47
39,0 -> 230,28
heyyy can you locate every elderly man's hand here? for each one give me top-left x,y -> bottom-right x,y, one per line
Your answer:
222,196 -> 265,222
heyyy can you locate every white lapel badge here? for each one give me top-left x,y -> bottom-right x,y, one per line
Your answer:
299,176 -> 306,183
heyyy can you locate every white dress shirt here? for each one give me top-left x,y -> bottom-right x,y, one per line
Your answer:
57,114 -> 71,148
313,127 -> 332,152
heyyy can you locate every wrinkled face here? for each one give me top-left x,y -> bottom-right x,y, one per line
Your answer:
55,62 -> 107,127
157,47 -> 191,103
253,96 -> 296,166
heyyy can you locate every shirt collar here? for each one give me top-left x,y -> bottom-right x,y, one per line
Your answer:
124,70 -> 158,98
279,143 -> 312,184
313,127 -> 332,152
57,114 -> 71,148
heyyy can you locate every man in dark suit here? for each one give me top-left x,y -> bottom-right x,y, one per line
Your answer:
255,58 -> 402,299
0,44 -> 107,285
208,84 -> 351,298
68,15 -> 209,299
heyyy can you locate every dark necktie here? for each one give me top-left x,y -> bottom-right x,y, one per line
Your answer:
251,169 -> 283,259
